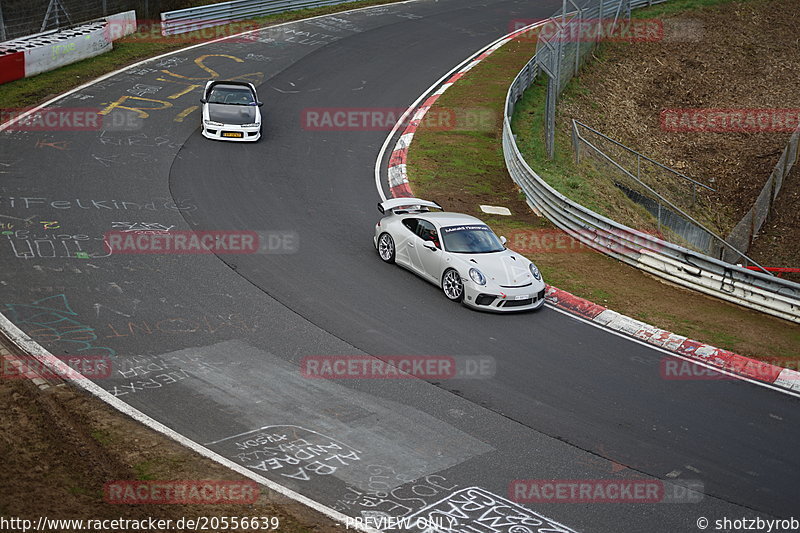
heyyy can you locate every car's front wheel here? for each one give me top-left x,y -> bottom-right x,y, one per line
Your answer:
377,233 -> 396,264
442,269 -> 464,302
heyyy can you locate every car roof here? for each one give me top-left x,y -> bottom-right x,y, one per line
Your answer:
402,211 -> 485,226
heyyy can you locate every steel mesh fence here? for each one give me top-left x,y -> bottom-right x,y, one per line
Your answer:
0,0 -> 193,41
724,124 -> 800,262
572,120 -> 731,258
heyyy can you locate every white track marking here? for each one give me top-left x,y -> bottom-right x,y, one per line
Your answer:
0,3 -> 430,531
545,304 -> 800,399
0,0 -> 418,132
373,25 -> 541,201
371,19 -> 800,401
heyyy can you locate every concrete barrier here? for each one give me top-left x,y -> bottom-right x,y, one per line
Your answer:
0,11 -> 136,84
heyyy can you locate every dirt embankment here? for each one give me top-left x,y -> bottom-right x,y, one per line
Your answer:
559,0 -> 800,273
0,340 -> 341,532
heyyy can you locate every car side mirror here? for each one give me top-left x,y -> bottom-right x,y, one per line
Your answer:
256,101 -> 263,107
200,98 -> 207,104
423,243 -> 438,251
500,236 -> 507,245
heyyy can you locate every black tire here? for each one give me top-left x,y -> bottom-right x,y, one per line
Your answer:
377,233 -> 396,264
442,269 -> 464,302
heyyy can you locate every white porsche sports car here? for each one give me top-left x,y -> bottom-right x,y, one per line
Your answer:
200,80 -> 262,141
374,198 -> 546,311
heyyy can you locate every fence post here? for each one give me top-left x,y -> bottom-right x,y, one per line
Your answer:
657,201 -> 662,232
636,153 -> 640,182
572,120 -> 580,163
0,1 -> 6,41
597,0 -> 603,45
574,8 -> 581,77
41,0 -> 56,32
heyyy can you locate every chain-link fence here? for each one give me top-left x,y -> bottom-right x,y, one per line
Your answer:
0,0 -> 196,41
570,120 -> 769,266
725,123 -> 800,263
532,0 -> 665,157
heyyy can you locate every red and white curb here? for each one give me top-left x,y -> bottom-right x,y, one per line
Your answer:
387,25 -> 538,198
546,287 -> 800,391
384,25 -> 800,395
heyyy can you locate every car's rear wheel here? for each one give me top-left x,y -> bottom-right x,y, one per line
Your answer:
377,233 -> 396,264
442,269 -> 464,302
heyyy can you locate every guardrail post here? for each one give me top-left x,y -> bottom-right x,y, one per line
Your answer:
503,0 -> 800,319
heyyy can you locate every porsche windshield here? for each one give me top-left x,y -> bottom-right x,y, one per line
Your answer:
441,225 -> 504,253
208,86 -> 256,105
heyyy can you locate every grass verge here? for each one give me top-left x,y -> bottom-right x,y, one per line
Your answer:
405,9 -> 799,361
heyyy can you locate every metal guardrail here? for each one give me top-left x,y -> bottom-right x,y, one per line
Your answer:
502,0 -> 800,322
161,0 -> 360,36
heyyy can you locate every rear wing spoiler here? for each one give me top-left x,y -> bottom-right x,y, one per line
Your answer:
202,80 -> 259,101
378,198 -> 443,214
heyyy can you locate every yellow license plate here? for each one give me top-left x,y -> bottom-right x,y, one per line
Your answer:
222,132 -> 243,138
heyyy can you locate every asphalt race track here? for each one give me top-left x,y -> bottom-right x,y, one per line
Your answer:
1,1 -> 799,531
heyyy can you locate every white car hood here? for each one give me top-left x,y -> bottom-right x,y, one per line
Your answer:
453,250 -> 536,287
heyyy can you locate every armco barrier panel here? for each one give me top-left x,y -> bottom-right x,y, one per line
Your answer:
503,120 -> 800,322
161,0 -> 361,36
501,0 -> 800,322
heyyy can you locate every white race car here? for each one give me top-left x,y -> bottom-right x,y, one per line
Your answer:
374,198 -> 546,311
200,80 -> 262,141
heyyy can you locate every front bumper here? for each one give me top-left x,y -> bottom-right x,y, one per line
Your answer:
202,123 -> 261,142
463,280 -> 546,312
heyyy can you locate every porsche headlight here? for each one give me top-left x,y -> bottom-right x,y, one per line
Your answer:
529,263 -> 542,281
242,122 -> 261,128
204,120 -> 223,126
469,268 -> 486,286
